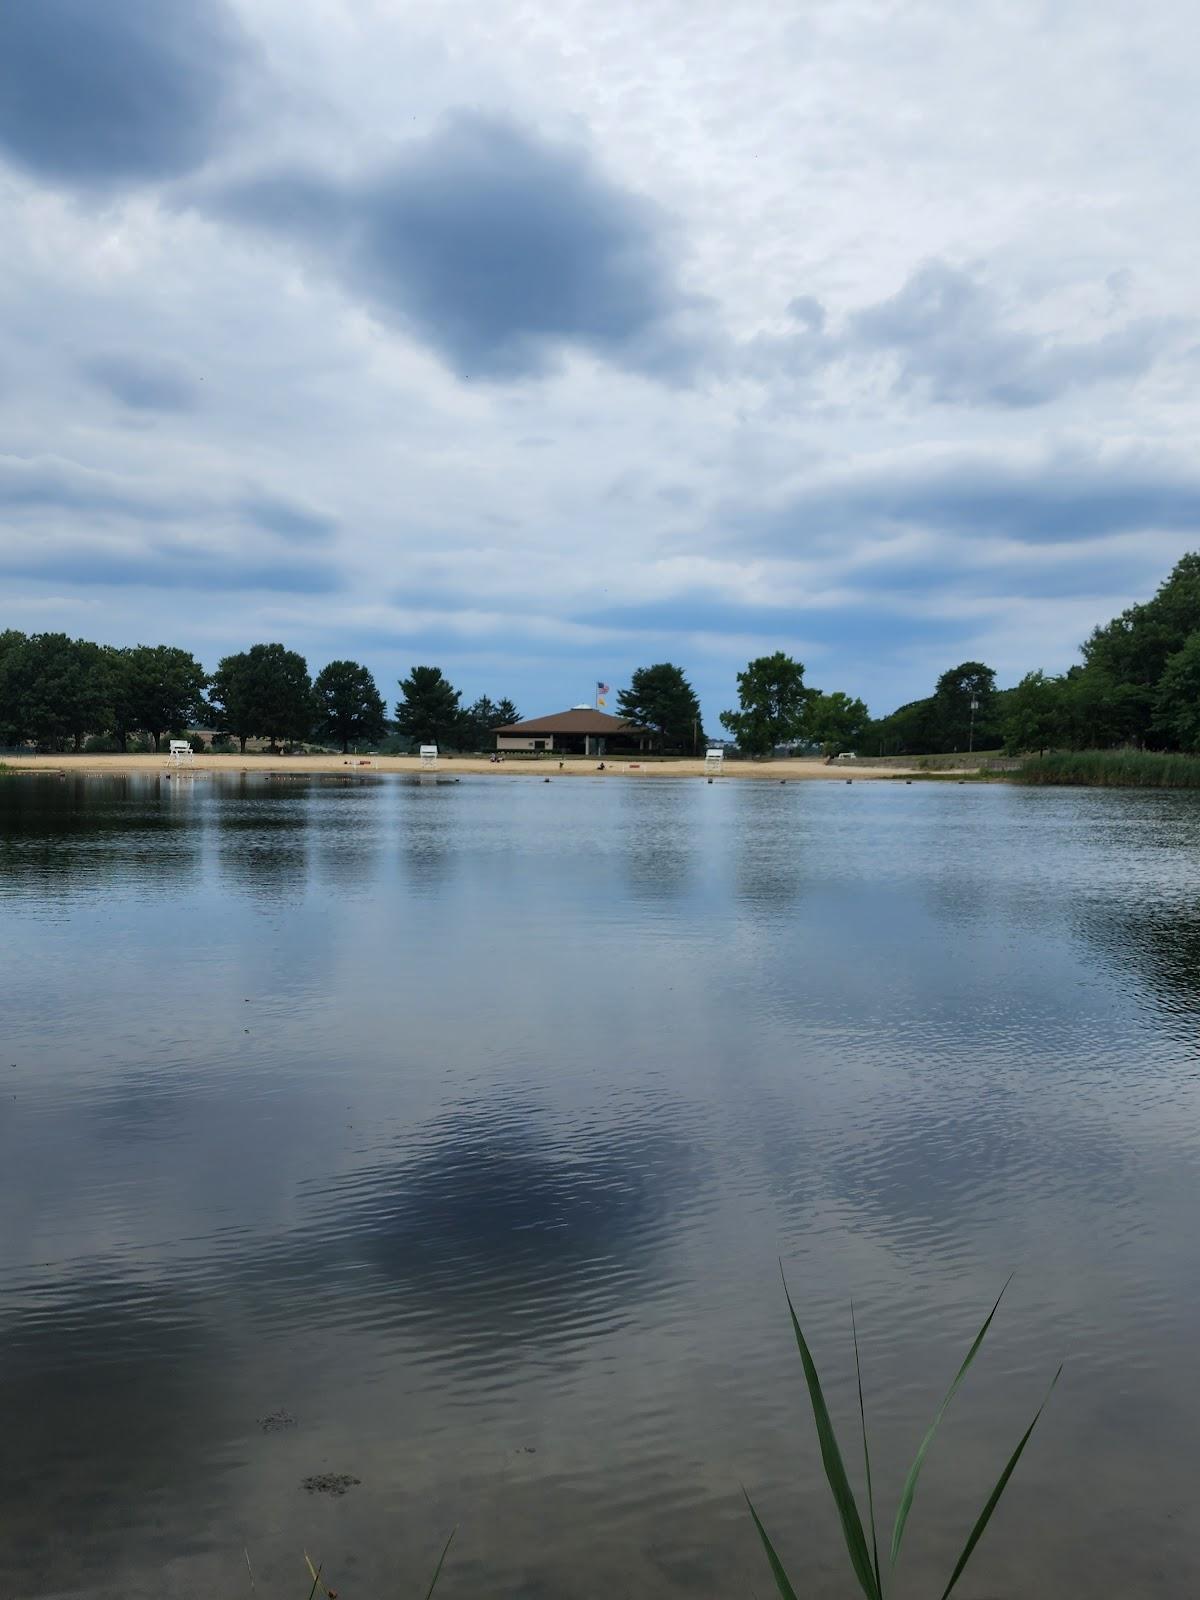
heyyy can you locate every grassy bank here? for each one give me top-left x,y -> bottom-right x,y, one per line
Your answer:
1015,749 -> 1200,788
885,769 -> 1004,782
862,748 -> 1006,770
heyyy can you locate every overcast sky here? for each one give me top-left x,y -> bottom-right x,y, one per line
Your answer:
2,0 -> 1197,726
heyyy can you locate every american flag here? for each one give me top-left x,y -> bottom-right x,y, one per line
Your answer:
596,681 -> 610,695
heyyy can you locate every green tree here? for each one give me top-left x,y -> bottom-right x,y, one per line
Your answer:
313,659 -> 387,752
494,697 -> 520,728
111,644 -> 208,751
211,643 -> 313,752
932,661 -> 998,751
1002,670 -> 1063,754
1153,631 -> 1200,749
720,652 -> 810,755
460,695 -> 513,750
1057,665 -> 1144,749
862,696 -> 938,756
1081,552 -> 1200,745
805,689 -> 869,755
0,629 -> 28,745
210,650 -> 255,752
616,663 -> 704,752
394,666 -> 462,747
0,633 -> 112,750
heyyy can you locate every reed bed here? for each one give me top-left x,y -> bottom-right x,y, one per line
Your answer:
1016,749 -> 1200,787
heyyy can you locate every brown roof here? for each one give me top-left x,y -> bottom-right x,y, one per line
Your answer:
496,708 -> 639,735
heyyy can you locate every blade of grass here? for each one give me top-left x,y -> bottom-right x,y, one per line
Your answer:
244,1548 -> 256,1594
303,1556 -> 323,1600
851,1302 -> 882,1600
889,1276 -> 1012,1570
781,1268 -> 880,1600
744,1491 -> 800,1600
939,1365 -> 1063,1600
422,1527 -> 457,1600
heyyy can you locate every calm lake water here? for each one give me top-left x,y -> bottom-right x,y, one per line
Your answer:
2,772 -> 1199,1599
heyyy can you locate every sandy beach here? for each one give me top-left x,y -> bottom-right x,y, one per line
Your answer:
1,752 -> 928,780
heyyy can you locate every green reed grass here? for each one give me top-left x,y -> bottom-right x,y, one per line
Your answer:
1016,748 -> 1200,787
746,1275 -> 1061,1600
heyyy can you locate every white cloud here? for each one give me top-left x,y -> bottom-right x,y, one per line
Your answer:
1,0 -> 1198,724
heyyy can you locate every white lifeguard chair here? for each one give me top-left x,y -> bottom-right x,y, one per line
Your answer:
168,740 -> 194,766
419,744 -> 438,770
704,747 -> 724,775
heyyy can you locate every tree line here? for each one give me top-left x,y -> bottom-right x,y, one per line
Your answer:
631,551 -> 1200,758
0,629 -> 1015,762
615,659 -> 871,755
0,634 -> 521,755
861,553 -> 1200,757
6,550 -> 1200,758
1000,552 -> 1200,754
0,632 -> 868,759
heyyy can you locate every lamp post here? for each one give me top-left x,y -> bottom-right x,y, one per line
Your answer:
968,696 -> 980,755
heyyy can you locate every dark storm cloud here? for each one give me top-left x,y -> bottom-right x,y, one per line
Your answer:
751,448 -> 1200,551
82,352 -> 200,412
205,112 -> 707,380
0,0 -> 248,187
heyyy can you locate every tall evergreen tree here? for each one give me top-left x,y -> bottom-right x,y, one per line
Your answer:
617,663 -> 703,753
394,666 -> 462,747
459,695 -> 500,750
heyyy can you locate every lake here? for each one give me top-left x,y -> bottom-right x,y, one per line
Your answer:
2,772 -> 1198,1599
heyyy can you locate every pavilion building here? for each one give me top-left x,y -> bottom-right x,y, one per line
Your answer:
494,708 -> 653,757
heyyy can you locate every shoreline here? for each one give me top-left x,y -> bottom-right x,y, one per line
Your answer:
0,753 -> 935,781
